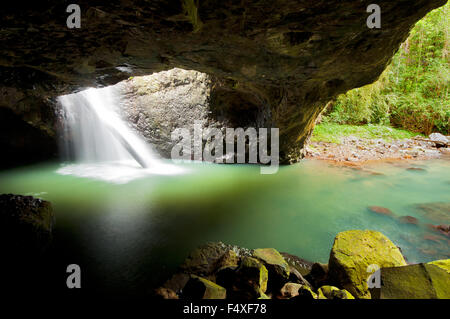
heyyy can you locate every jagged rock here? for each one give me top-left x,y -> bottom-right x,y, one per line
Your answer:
379,263 -> 450,299
154,287 -> 179,299
253,248 -> 290,291
216,250 -> 240,271
328,230 -> 407,299
179,242 -> 250,277
1,0 -> 446,164
183,275 -> 226,299
278,283 -> 302,299
280,252 -> 313,276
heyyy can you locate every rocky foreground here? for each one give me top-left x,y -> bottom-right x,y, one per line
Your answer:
306,133 -> 449,164
155,230 -> 450,299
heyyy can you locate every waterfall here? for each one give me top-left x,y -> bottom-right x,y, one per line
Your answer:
57,85 -> 183,182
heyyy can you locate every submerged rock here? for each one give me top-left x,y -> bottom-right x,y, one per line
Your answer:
415,202 -> 450,224
427,224 -> 450,237
328,230 -> 407,299
379,262 -> 450,299
398,216 -> 419,225
368,206 -> 395,217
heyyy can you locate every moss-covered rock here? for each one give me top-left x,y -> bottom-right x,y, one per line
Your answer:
216,250 -> 240,271
183,275 -> 226,299
380,263 -> 450,299
317,285 -> 355,299
428,259 -> 450,274
253,248 -> 290,290
328,230 -> 407,299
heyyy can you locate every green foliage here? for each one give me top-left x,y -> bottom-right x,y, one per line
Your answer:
312,123 -> 420,144
323,3 -> 449,135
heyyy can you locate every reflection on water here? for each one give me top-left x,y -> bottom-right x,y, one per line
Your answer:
0,158 -> 448,295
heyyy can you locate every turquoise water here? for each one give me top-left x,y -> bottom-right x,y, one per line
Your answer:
0,159 -> 449,294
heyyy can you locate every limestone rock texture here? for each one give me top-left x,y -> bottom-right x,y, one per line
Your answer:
328,230 -> 407,299
1,0 -> 446,164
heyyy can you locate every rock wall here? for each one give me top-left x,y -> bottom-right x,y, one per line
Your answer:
1,0 -> 446,165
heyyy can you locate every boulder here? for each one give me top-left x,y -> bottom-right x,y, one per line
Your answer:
317,285 -> 355,299
331,289 -> 355,300
379,263 -> 450,299
293,285 -> 318,300
230,257 -> 269,299
183,275 -> 226,299
253,248 -> 290,291
428,259 -> 450,274
305,262 -> 329,289
328,230 -> 407,299
278,283 -> 302,299
180,242 -> 250,277
429,133 -> 448,145
216,250 -> 240,270
154,287 -> 179,299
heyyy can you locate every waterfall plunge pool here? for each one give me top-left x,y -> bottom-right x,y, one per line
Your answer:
0,158 -> 448,296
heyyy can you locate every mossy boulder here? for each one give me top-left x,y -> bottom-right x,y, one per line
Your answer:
253,248 -> 290,291
428,259 -> 450,274
183,275 -> 226,299
225,257 -> 268,299
317,285 -> 355,299
328,230 -> 407,299
380,263 -> 450,299
216,250 -> 240,271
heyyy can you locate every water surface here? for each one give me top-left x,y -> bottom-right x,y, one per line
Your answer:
0,159 -> 448,296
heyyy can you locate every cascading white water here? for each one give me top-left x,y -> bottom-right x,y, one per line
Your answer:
57,85 -> 184,183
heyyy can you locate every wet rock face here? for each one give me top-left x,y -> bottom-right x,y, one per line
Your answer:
1,0 -> 446,164
0,194 -> 54,251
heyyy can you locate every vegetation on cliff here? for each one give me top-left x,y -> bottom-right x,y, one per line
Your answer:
322,3 -> 449,135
